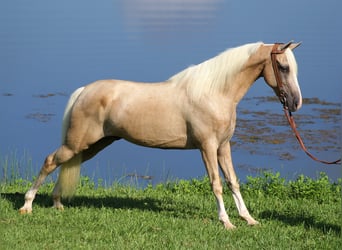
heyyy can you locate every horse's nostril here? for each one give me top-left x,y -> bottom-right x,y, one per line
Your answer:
294,100 -> 298,109
292,97 -> 302,111
288,97 -> 298,112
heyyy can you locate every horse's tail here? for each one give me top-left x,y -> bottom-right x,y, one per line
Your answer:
56,87 -> 85,199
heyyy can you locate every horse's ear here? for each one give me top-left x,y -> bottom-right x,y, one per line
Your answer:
289,42 -> 301,50
277,41 -> 301,51
278,40 -> 293,51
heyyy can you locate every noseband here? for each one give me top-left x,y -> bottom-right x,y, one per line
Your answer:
270,43 -> 340,165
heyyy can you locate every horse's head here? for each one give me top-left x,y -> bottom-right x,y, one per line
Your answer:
262,41 -> 302,112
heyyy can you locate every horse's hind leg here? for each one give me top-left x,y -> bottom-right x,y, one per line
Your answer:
51,136 -> 118,210
19,145 -> 75,214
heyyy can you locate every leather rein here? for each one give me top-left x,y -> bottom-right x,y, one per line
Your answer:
271,43 -> 341,165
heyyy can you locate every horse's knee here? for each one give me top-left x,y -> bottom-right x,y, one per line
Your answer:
211,179 -> 223,196
228,180 -> 240,193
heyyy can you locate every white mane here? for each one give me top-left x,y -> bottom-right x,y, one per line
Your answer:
169,42 -> 263,101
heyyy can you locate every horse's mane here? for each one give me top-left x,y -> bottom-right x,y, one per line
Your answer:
169,42 -> 263,101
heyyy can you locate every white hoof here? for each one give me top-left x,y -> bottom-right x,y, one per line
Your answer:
19,206 -> 32,214
222,220 -> 237,230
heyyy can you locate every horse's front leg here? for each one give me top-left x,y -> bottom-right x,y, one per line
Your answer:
200,141 -> 236,229
217,141 -> 259,226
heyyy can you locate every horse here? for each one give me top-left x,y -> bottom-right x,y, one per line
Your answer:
19,41 -> 302,229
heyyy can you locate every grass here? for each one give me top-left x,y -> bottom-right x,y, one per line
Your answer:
0,172 -> 341,249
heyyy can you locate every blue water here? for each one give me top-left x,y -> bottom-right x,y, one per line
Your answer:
0,0 -> 341,185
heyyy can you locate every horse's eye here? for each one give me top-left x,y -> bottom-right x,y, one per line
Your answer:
278,63 -> 290,73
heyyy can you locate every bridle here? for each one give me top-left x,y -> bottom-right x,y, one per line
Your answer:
271,43 -> 288,108
270,43 -> 341,165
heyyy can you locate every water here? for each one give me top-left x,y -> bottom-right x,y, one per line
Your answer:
0,0 -> 341,185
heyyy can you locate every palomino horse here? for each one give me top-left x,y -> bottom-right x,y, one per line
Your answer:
20,41 -> 302,229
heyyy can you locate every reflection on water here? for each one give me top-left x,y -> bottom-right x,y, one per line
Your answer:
25,92 -> 67,122
123,0 -> 223,31
0,0 -> 341,184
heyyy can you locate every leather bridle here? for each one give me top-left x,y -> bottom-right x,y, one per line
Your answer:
270,43 -> 340,165
271,43 -> 288,109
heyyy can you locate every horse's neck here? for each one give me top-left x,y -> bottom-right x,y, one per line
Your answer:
227,46 -> 269,104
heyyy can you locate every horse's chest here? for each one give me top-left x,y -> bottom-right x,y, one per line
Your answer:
217,115 -> 236,139
191,111 -> 236,142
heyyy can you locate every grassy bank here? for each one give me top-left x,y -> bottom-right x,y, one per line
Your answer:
0,172 -> 341,249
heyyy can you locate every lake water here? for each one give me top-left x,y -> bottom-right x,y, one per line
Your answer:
0,0 -> 341,185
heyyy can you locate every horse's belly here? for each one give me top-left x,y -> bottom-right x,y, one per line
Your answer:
115,122 -> 192,149
124,134 -> 191,149
108,108 -> 193,149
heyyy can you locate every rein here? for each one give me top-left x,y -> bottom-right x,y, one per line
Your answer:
271,43 -> 341,165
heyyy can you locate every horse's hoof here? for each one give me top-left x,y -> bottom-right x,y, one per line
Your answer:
54,206 -> 64,211
223,221 -> 237,230
53,202 -> 64,211
19,207 -> 32,214
240,214 -> 259,226
248,220 -> 260,226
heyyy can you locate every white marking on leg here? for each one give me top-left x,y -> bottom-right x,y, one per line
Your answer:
232,191 -> 259,225
217,142 -> 259,226
216,196 -> 236,229
19,151 -> 59,214
19,189 -> 36,214
201,143 -> 236,229
19,171 -> 48,214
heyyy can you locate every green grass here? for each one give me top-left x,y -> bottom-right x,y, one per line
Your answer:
0,172 -> 341,249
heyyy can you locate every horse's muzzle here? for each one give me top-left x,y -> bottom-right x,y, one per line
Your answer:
287,95 -> 302,112
279,91 -> 301,112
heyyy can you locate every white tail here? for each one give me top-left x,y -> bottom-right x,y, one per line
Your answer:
56,87 -> 85,199
57,154 -> 82,198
